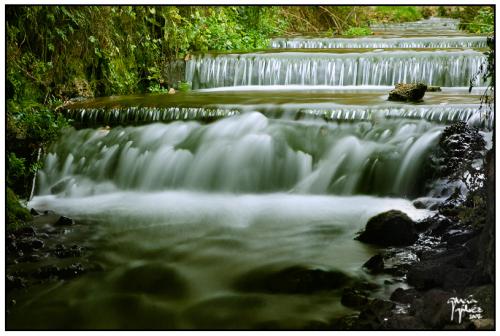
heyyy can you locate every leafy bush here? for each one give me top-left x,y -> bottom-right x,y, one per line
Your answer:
467,7 -> 493,34
344,26 -> 373,36
177,81 -> 192,92
372,6 -> 423,23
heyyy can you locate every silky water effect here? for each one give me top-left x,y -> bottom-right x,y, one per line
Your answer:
8,17 -> 493,330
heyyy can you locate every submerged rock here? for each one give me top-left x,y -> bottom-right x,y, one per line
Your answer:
233,265 -> 351,294
115,263 -> 187,299
357,210 -> 417,246
388,83 -> 427,102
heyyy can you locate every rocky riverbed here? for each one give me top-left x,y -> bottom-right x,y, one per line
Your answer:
330,122 -> 494,330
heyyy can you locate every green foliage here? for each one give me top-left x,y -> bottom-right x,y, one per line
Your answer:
177,81 -> 191,92
6,99 -> 69,197
148,83 -> 168,93
467,7 -> 494,34
6,187 -> 32,229
343,26 -> 372,36
372,6 -> 423,23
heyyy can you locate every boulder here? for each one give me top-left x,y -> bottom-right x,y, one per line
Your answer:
55,216 -> 75,226
388,83 -> 427,102
414,289 -> 454,328
357,299 -> 395,330
341,288 -> 369,309
390,287 -> 419,304
362,254 -> 384,274
407,248 -> 474,290
357,210 -> 417,246
233,265 -> 352,294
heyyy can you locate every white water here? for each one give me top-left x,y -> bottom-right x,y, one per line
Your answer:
186,50 -> 486,89
271,36 -> 487,49
66,103 -> 491,130
37,112 -> 442,198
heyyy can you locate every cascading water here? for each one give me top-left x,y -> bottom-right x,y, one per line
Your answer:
37,112 -> 442,198
10,16 -> 493,330
270,36 -> 488,49
186,50 -> 486,89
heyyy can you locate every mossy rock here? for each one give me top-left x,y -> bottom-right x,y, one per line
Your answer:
6,187 -> 32,229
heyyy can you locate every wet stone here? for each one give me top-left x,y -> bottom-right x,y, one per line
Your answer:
6,275 -> 26,290
54,244 -> 84,258
341,288 -> 369,309
55,216 -> 75,226
17,238 -> 44,252
14,226 -> 37,237
390,287 -> 419,304
363,254 -> 384,274
357,210 -> 417,246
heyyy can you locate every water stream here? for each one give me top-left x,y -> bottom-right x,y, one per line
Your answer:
9,17 -> 493,329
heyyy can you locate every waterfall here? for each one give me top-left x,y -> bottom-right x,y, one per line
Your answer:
186,50 -> 486,89
270,36 -> 488,49
370,17 -> 460,31
65,103 -> 492,130
38,112 -> 442,198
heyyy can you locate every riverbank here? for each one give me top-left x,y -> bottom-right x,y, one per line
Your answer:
331,122 -> 494,330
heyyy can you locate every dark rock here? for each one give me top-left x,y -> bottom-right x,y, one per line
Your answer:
30,208 -> 41,216
357,210 -> 417,246
412,200 -> 427,209
54,244 -> 84,258
36,263 -> 87,280
116,263 -> 187,299
390,287 -> 419,304
443,229 -> 479,246
17,238 -> 44,251
329,314 -> 359,330
36,265 -> 61,279
426,214 -> 454,235
6,275 -> 26,290
388,83 -> 427,102
6,234 -> 18,253
412,197 -> 442,210
426,86 -> 442,92
20,254 -> 43,263
407,248 -> 474,290
341,288 -> 369,309
55,216 -> 75,226
233,265 -> 351,294
362,254 -> 384,274
383,316 -> 425,330
414,289 -> 453,328
430,122 -> 486,180
14,226 -> 37,237
59,263 -> 86,279
463,285 -> 494,320
357,299 -> 395,330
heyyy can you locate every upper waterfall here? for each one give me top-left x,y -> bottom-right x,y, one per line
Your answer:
185,50 -> 486,89
270,36 -> 488,49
